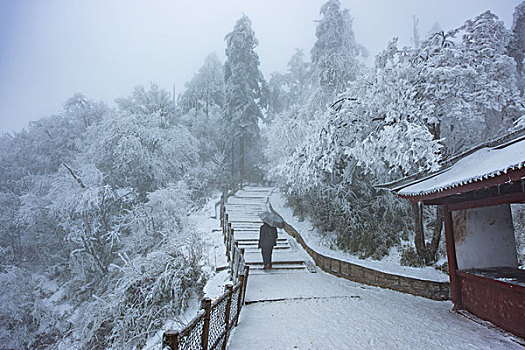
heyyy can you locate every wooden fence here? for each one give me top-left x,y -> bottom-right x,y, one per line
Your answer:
162,192 -> 250,350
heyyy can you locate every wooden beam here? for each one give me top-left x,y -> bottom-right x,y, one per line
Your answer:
446,191 -> 525,211
443,205 -> 462,307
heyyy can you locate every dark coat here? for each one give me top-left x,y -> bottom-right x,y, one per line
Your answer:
258,223 -> 278,249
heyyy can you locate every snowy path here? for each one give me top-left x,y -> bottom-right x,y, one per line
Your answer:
225,187 -> 313,275
226,187 -> 523,350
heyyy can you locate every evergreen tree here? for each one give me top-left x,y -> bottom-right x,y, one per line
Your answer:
508,1 -> 525,93
462,11 -> 521,140
178,53 -> 225,116
266,49 -> 313,119
311,0 -> 365,98
286,49 -> 313,106
267,72 -> 287,118
223,14 -> 268,183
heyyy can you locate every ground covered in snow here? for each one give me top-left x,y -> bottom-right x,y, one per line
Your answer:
228,270 -> 522,350
270,191 -> 449,282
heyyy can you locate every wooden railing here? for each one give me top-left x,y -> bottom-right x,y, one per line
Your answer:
162,192 -> 250,350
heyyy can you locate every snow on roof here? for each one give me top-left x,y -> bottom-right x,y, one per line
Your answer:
397,136 -> 525,197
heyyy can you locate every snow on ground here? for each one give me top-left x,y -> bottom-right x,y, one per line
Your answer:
229,269 -> 521,350
270,191 -> 449,282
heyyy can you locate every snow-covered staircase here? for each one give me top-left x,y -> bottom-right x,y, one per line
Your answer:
225,186 -> 313,275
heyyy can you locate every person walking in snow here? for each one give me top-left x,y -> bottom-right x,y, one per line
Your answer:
258,222 -> 278,270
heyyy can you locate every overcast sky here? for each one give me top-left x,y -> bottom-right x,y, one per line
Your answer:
0,0 -> 521,133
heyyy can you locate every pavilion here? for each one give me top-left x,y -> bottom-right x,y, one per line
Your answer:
389,132 -> 525,339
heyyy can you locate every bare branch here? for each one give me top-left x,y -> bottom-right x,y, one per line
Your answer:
62,162 -> 86,189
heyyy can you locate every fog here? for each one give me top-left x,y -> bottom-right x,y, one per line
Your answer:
0,0 -> 520,132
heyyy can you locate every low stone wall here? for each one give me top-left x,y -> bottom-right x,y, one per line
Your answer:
283,223 -> 450,301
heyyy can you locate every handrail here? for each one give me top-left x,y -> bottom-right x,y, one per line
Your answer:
162,190 -> 250,350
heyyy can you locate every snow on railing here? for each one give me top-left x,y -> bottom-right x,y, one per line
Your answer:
162,191 -> 250,350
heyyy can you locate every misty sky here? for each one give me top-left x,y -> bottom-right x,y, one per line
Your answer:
0,0 -> 521,133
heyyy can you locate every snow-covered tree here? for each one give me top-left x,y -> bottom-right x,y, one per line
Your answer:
116,83 -> 174,126
266,49 -> 314,120
224,14 -> 269,183
178,53 -> 225,116
267,71 -> 287,118
414,11 -> 523,156
311,0 -> 366,99
461,11 -> 522,138
508,1 -> 525,93
285,49 -> 314,106
90,86 -> 200,197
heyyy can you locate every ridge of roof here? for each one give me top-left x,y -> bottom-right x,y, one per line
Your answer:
375,128 -> 525,192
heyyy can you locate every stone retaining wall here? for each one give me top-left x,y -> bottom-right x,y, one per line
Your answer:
283,223 -> 450,301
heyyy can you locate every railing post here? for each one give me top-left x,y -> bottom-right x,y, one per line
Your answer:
233,243 -> 242,283
227,226 -> 233,262
162,330 -> 179,350
220,205 -> 224,235
223,214 -> 229,242
222,284 -> 234,350
241,265 -> 250,306
201,297 -> 212,350
231,241 -> 237,282
235,274 -> 245,326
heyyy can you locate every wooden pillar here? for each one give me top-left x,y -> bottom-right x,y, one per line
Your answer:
235,275 -> 245,326
220,205 -> 224,236
223,214 -> 229,243
201,297 -> 212,350
241,265 -> 250,306
162,330 -> 179,350
231,240 -> 237,278
443,204 -> 462,307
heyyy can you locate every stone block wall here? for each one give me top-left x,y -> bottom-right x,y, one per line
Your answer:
283,223 -> 450,301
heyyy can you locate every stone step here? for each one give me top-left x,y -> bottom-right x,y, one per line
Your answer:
249,269 -> 310,275
240,246 -> 291,251
234,236 -> 288,242
247,261 -> 307,268
238,241 -> 289,246
225,205 -> 264,209
229,223 -> 262,228
245,256 -> 307,265
226,212 -> 261,216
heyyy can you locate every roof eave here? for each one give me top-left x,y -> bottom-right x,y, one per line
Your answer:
397,167 -> 525,203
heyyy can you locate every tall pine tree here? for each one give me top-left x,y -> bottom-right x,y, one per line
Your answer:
311,0 -> 365,99
223,14 -> 268,183
178,53 -> 225,116
508,1 -> 525,94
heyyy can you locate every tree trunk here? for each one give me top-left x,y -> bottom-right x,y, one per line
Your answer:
428,206 -> 443,262
411,201 -> 426,263
412,202 -> 443,265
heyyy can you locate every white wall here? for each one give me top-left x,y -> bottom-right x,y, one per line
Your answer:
453,204 -> 518,270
